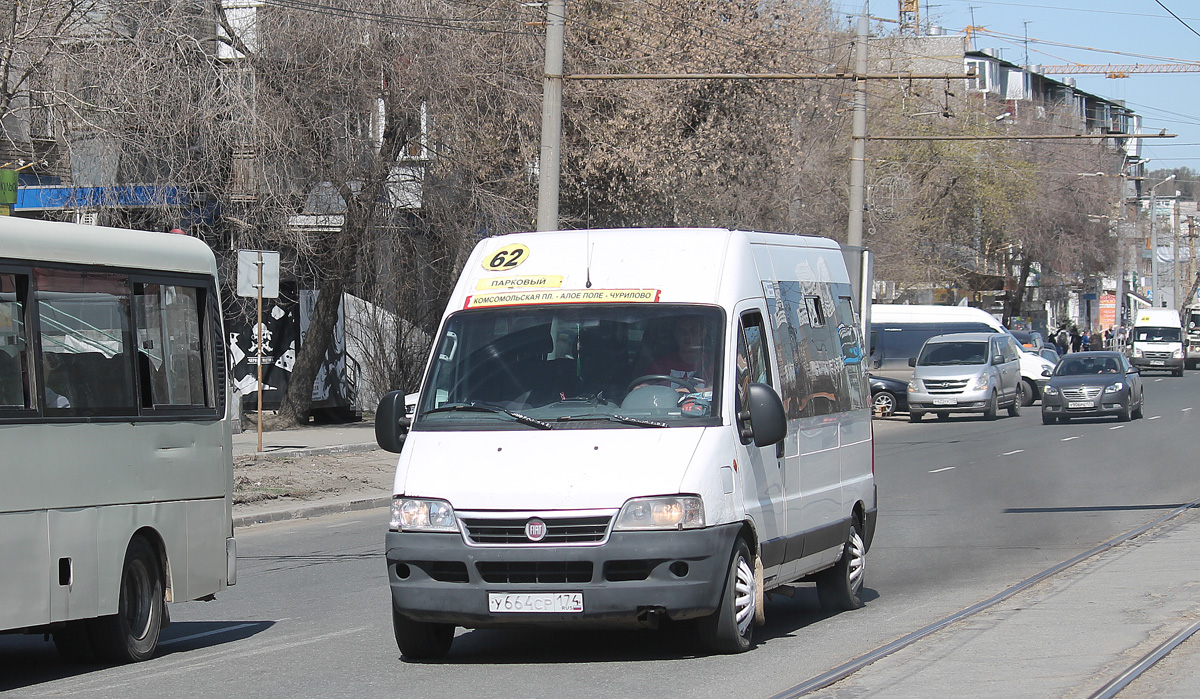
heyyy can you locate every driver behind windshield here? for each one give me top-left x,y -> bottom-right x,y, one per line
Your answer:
640,314 -> 717,391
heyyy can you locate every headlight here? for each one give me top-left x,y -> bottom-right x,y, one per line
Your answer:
1043,385 -> 1059,396
614,496 -> 704,531
971,374 -> 990,390
907,379 -> 921,392
1174,349 -> 1184,359
390,497 -> 458,532
1132,347 -> 1143,358
1104,382 -> 1123,394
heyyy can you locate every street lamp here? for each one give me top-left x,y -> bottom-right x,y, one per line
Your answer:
1150,174 -> 1176,307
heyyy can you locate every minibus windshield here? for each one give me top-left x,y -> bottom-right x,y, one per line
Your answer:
1135,327 -> 1180,343
416,304 -> 725,428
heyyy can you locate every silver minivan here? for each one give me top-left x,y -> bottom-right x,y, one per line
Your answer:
906,332 -> 1022,421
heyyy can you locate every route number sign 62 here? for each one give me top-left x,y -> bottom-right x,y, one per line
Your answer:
482,243 -> 529,271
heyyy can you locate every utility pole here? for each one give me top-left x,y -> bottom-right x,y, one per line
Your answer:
847,9 -> 868,248
1150,174 -> 1175,306
535,0 -> 565,232
1174,197 -> 1181,311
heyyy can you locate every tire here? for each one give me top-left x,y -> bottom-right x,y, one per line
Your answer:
1041,412 -> 1057,425
1019,379 -> 1036,407
982,392 -> 998,420
872,391 -> 897,416
393,608 -> 455,660
87,536 -> 163,663
1133,393 -> 1144,419
53,621 -> 97,663
1007,392 -> 1022,417
1175,368 -> 1184,377
935,411 -> 949,421
1118,401 -> 1132,422
909,411 -> 924,423
815,521 -> 866,612
699,538 -> 755,654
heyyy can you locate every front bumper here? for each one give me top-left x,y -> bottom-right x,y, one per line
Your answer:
1130,356 -> 1183,372
907,388 -> 991,413
385,523 -> 741,628
1041,390 -> 1129,417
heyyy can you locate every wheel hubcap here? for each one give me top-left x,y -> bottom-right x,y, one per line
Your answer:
846,528 -> 866,594
734,554 -> 755,637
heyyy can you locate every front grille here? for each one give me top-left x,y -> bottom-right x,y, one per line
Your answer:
476,561 -> 593,584
412,561 -> 470,583
461,516 -> 611,545
604,560 -> 662,582
1144,351 -> 1173,360
1061,386 -> 1102,400
922,379 -> 968,394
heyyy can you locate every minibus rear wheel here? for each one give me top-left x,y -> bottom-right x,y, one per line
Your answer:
393,608 -> 454,660
88,535 -> 163,662
815,520 -> 866,612
699,538 -> 755,654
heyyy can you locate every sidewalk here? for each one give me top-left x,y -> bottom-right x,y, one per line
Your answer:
808,504 -> 1200,698
231,421 -> 393,528
232,421 -> 380,459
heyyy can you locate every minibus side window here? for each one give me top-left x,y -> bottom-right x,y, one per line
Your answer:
0,272 -> 31,410
736,312 -> 771,437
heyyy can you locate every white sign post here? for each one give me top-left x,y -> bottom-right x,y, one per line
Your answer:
237,250 -> 280,452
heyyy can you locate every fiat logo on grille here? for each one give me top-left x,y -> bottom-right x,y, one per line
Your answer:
525,518 -> 547,542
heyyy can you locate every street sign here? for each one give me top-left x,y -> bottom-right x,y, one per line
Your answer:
236,250 -> 280,298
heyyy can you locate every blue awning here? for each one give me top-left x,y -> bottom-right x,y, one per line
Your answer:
15,185 -> 191,211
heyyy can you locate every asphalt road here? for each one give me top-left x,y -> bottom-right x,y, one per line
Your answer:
3,371 -> 1197,697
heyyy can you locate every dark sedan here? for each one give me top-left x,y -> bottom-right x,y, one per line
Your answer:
1040,351 -> 1144,424
869,373 -> 909,416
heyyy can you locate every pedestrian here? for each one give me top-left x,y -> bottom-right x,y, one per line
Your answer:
1070,327 -> 1082,353
1055,327 -> 1069,355
1081,329 -> 1091,351
1104,327 -> 1113,350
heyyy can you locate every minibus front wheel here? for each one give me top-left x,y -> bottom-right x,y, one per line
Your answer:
393,607 -> 454,660
699,538 -> 755,654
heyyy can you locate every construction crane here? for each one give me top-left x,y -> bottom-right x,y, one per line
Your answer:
1039,64 -> 1200,79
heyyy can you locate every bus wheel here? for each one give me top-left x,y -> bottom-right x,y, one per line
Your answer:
393,608 -> 454,660
53,620 -> 97,662
816,520 -> 866,612
699,538 -> 755,654
89,536 -> 163,663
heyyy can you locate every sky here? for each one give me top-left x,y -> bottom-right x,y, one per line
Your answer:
833,0 -> 1200,172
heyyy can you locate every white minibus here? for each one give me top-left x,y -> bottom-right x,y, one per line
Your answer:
1130,307 -> 1185,376
375,228 -> 876,658
0,217 -> 236,662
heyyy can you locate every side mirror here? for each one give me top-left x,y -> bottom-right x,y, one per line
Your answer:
375,390 -> 411,454
908,357 -> 917,367
1129,366 -> 1140,374
1041,368 -> 1052,377
740,382 -> 787,447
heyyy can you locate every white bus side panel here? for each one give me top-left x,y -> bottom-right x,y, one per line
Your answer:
0,511 -> 50,630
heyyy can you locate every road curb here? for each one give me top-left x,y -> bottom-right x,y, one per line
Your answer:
233,495 -> 391,529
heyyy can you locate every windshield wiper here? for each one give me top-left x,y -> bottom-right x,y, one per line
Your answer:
556,413 -> 670,428
423,403 -> 552,430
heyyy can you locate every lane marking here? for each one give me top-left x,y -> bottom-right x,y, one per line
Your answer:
1001,449 -> 1024,456
1110,425 -> 1125,430
160,622 -> 261,647
1149,415 -> 1162,420
1183,407 -> 1193,412
1061,436 -> 1080,442
929,466 -> 955,473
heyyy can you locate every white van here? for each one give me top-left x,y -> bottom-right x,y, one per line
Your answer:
375,228 -> 876,658
1130,307 -> 1185,376
870,304 -> 1055,406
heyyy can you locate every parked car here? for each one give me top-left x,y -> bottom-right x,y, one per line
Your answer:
869,373 -> 909,416
1041,351 -> 1144,424
906,332 -> 1023,421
